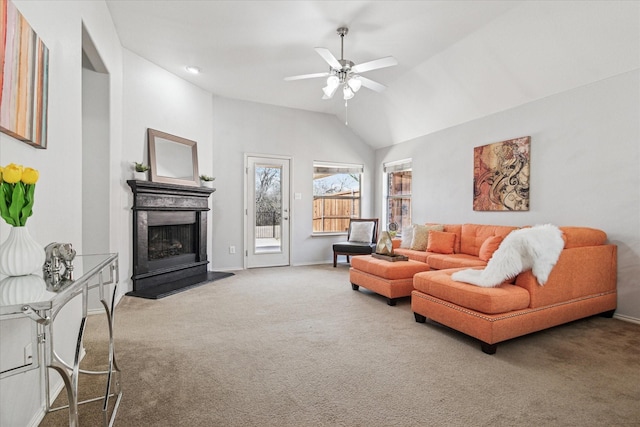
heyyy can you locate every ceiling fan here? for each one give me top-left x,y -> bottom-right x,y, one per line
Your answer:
284,27 -> 398,101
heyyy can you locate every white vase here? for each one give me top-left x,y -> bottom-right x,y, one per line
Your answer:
0,275 -> 47,305
0,226 -> 46,276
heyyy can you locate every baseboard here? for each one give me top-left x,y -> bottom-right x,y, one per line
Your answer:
291,261 -> 335,267
614,313 -> 640,324
209,263 -> 337,269
28,406 -> 47,427
210,267 -> 244,272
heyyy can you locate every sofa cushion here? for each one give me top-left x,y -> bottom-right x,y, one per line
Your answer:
413,269 -> 530,314
333,241 -> 375,255
444,224 -> 463,253
426,253 -> 488,270
349,221 -> 375,243
460,224 -> 518,256
427,230 -> 456,254
478,235 -> 503,261
559,227 -> 607,248
400,225 -> 413,249
411,224 -> 444,250
428,223 -> 462,253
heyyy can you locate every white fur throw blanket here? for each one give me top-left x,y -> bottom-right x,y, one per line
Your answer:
451,224 -> 565,288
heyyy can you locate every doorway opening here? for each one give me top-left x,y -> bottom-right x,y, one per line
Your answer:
81,24 -> 110,309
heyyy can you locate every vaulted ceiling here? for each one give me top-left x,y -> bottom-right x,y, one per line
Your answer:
105,1 -> 639,149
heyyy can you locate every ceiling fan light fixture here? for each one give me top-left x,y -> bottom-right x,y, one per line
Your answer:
323,84 -> 338,99
326,75 -> 339,87
347,75 -> 362,92
343,85 -> 354,100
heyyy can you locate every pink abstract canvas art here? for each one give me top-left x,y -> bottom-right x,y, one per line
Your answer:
0,0 -> 49,149
473,136 -> 530,211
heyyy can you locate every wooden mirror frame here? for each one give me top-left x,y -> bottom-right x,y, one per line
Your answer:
147,128 -> 200,187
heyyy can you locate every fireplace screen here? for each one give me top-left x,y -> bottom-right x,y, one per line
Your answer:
148,224 -> 195,260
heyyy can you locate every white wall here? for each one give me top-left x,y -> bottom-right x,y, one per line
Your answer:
211,97 -> 375,270
375,70 -> 640,321
0,1 -> 123,425
120,48 -> 215,292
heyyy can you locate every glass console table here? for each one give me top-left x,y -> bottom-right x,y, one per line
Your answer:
0,253 -> 121,427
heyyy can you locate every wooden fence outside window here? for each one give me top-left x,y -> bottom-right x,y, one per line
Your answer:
312,191 -> 361,233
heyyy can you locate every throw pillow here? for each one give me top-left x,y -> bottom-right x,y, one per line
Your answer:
410,224 -> 444,251
426,230 -> 456,254
400,226 -> 414,249
349,221 -> 374,243
479,235 -> 504,261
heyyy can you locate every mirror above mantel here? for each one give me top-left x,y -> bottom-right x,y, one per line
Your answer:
147,128 -> 199,187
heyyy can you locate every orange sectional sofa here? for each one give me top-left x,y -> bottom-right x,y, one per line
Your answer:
395,224 -> 617,354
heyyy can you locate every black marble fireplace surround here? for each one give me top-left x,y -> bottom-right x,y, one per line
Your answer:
127,180 -> 215,299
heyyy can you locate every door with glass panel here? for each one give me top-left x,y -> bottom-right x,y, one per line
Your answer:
246,156 -> 290,268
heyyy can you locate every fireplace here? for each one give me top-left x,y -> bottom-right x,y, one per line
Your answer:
149,221 -> 194,261
127,180 -> 215,298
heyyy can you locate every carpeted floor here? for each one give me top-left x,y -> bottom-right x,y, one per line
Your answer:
40,264 -> 640,426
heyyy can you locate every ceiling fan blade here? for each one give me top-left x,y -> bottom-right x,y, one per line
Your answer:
359,76 -> 387,93
315,47 -> 342,70
351,56 -> 398,74
284,72 -> 330,81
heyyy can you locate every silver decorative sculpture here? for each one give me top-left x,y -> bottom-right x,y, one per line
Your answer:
43,242 -> 76,290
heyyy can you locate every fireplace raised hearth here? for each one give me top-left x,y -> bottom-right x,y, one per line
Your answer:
127,180 -> 215,299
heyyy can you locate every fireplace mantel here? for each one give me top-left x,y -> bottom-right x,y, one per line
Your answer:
127,179 -> 215,209
127,180 -> 215,298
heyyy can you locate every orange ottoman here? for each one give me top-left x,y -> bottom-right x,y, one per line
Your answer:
350,255 -> 430,305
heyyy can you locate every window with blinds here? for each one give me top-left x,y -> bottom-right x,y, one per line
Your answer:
313,162 -> 363,233
384,159 -> 412,233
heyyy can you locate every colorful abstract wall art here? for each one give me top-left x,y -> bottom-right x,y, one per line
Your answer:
473,136 -> 530,211
0,0 -> 49,149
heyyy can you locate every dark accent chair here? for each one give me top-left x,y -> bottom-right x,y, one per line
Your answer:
332,218 -> 379,267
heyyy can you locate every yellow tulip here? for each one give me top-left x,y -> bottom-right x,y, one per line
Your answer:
2,163 -> 23,184
21,167 -> 39,184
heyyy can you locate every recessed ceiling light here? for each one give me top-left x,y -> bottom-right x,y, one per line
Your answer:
185,66 -> 201,74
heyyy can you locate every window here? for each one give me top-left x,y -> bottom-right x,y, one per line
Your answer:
313,162 -> 363,233
384,159 -> 412,232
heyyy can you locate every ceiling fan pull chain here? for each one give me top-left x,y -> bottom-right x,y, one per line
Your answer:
345,99 -> 348,125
